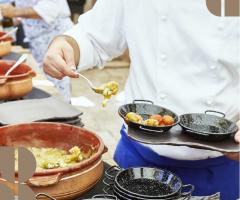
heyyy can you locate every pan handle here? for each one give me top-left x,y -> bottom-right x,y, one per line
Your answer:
205,110 -> 225,118
133,99 -> 154,104
35,193 -> 56,200
139,126 -> 164,133
103,185 -> 113,195
181,184 -> 195,200
92,194 -> 117,199
29,70 -> 37,78
28,173 -> 62,187
105,166 -> 121,180
103,178 -> 114,187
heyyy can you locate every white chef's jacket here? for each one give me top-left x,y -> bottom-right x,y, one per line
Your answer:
65,0 -> 240,160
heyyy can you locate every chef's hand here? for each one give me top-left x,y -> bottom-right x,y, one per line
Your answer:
0,3 -> 16,18
224,120 -> 240,161
43,36 -> 80,80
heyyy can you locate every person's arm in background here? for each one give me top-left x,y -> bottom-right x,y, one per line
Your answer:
0,3 -> 41,19
0,0 -> 70,23
43,0 -> 127,79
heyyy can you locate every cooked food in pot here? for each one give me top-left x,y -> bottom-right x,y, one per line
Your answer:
15,146 -> 94,171
126,112 -> 143,123
126,112 -> 175,126
96,81 -> 119,107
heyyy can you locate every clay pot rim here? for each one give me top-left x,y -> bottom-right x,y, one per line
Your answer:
0,122 -> 107,176
0,31 -> 14,42
0,60 -> 36,79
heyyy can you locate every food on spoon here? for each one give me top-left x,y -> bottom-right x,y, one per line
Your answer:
144,118 -> 159,126
150,114 -> 163,124
162,115 -> 175,125
15,146 -> 93,171
126,112 -> 143,123
97,81 -> 119,107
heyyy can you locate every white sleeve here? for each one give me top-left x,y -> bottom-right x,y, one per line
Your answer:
64,0 -> 127,71
33,0 -> 70,24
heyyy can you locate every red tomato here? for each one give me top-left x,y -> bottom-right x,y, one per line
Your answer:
150,115 -> 163,124
162,115 -> 175,125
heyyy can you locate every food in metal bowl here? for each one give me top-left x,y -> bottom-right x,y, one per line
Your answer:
162,115 -> 175,125
126,112 -> 175,126
15,146 -> 94,171
143,118 -> 159,126
125,112 -> 143,124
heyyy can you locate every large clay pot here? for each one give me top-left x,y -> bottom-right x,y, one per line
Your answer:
0,60 -> 36,100
0,123 -> 108,199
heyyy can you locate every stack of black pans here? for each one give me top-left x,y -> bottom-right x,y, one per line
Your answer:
104,166 -> 194,200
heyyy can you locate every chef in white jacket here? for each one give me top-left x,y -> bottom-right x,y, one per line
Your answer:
0,0 -> 73,102
43,0 -> 240,199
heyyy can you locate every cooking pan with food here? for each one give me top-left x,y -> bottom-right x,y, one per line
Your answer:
179,110 -> 238,141
104,166 -> 194,200
119,100 -> 179,134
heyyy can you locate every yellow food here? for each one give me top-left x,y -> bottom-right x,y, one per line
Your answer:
144,118 -> 159,126
125,112 -> 175,127
97,81 -> 119,107
126,112 -> 143,123
15,146 -> 92,171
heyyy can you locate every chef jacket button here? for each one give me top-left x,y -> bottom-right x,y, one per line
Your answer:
206,99 -> 214,106
210,65 -> 216,70
159,93 -> 167,100
161,15 -> 168,22
161,54 -> 167,61
218,25 -> 224,31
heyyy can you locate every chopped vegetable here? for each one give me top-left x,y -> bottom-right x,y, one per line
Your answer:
162,115 -> 175,125
144,118 -> 159,126
126,112 -> 143,123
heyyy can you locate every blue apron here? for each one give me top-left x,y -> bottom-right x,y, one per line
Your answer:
114,125 -> 240,200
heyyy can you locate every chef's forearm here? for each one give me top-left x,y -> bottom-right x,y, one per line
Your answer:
14,7 -> 41,19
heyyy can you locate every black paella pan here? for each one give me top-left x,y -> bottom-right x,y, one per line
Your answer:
118,100 -> 179,134
179,110 -> 238,142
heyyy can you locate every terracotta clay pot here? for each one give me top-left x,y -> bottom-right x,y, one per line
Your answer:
0,123 -> 107,200
0,31 -> 13,57
0,60 -> 36,100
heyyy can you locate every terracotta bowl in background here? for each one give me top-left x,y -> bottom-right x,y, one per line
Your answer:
0,31 -> 13,57
0,60 -> 36,100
